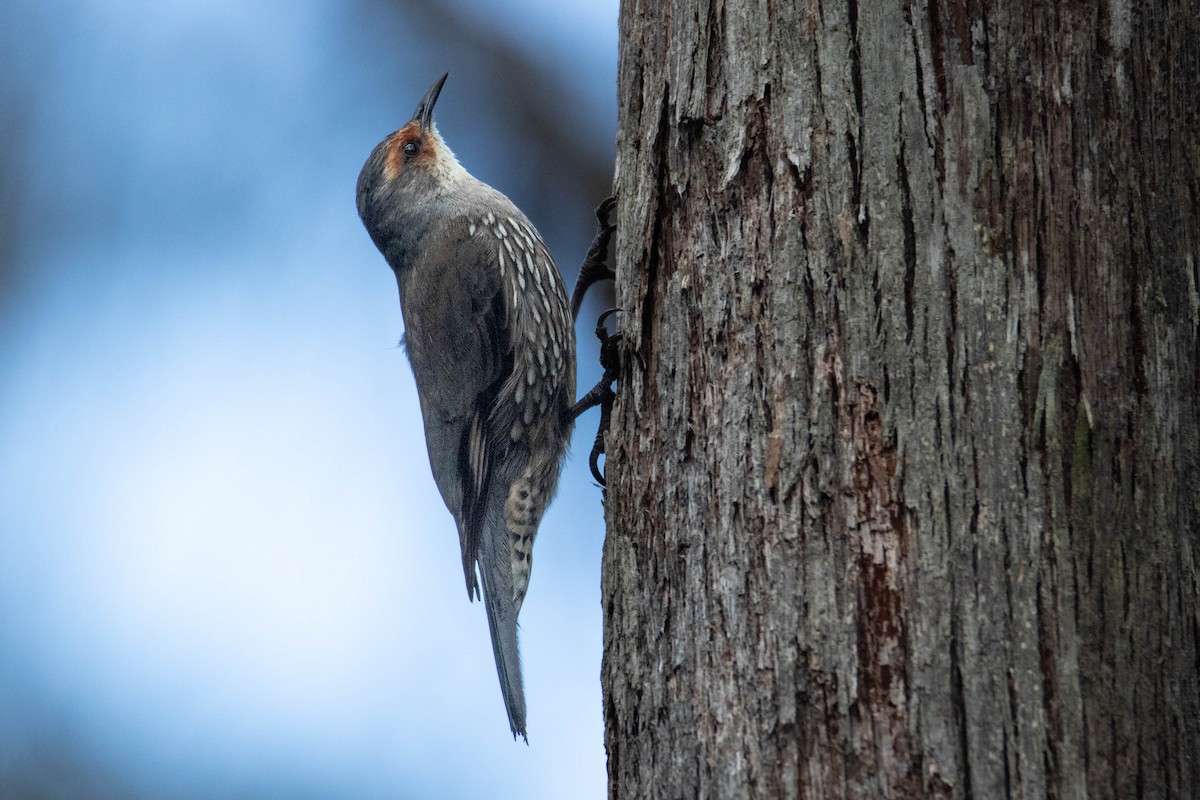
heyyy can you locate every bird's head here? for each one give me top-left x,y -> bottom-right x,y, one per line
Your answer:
357,73 -> 467,257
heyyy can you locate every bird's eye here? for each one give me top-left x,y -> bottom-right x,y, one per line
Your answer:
403,142 -> 420,158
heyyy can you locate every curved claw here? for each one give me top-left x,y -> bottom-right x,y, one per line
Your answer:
589,440 -> 606,486
595,195 -> 617,224
596,307 -> 620,328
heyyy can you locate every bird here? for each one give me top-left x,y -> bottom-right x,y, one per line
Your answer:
356,73 -> 575,742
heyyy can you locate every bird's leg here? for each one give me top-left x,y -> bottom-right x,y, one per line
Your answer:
571,309 -> 621,486
570,196 -> 617,321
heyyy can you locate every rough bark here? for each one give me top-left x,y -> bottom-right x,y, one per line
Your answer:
602,1 -> 1200,798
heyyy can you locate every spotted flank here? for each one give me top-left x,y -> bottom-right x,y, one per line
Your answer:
504,474 -> 543,611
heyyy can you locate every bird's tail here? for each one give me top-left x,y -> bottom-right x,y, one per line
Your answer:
477,488 -> 527,741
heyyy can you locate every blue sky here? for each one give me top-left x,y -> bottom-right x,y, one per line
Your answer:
0,1 -> 618,797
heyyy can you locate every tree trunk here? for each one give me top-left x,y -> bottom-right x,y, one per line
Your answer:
601,1 -> 1200,798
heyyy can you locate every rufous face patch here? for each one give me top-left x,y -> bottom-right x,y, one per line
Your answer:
383,121 -> 439,181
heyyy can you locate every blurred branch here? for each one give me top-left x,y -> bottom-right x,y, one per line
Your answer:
414,0 -> 612,193
0,49 -> 34,311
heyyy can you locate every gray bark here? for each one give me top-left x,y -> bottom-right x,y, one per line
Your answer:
601,1 -> 1200,798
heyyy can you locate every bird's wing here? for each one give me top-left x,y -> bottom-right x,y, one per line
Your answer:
398,218 -> 512,601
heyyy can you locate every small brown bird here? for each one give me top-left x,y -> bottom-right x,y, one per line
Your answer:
356,73 -> 575,741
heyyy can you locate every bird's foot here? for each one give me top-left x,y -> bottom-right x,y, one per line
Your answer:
570,196 -> 616,321
570,309 -> 621,486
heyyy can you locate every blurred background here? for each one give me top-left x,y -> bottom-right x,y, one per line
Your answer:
0,0 -> 617,797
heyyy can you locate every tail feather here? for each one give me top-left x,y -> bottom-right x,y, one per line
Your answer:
476,493 -> 527,741
459,540 -> 480,602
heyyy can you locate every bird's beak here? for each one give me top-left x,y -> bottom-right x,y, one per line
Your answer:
411,72 -> 449,134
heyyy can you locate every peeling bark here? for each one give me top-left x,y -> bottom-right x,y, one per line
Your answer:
602,1 -> 1200,798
